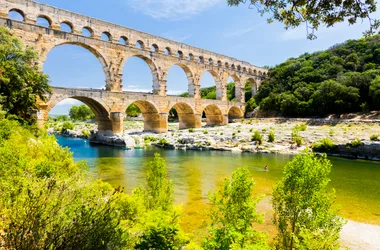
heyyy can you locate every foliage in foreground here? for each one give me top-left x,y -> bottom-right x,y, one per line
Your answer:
272,150 -> 346,250
0,27 -> 51,123
203,167 -> 268,250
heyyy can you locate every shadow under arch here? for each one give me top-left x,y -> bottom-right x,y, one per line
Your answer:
228,106 -> 243,121
128,100 -> 165,132
170,102 -> 200,129
43,42 -> 111,89
203,104 -> 225,126
48,96 -> 113,133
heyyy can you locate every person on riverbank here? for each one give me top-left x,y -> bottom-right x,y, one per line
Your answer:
264,165 -> 268,171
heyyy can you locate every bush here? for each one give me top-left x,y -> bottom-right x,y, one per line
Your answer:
294,123 -> 307,132
346,138 -> 363,148
268,131 -> 275,142
188,128 -> 195,133
312,138 -> 337,153
203,129 -> 209,134
61,121 -> 74,132
370,134 -> 379,141
144,136 -> 157,144
251,130 -> 263,144
81,129 -> 91,138
158,138 -> 170,146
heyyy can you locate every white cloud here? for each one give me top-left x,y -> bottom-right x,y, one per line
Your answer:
128,0 -> 222,20
56,98 -> 82,106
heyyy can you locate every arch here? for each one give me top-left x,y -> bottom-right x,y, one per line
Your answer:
228,106 -> 243,121
198,56 -> 205,63
170,102 -> 199,129
243,67 -> 247,73
217,60 -> 222,67
128,100 -> 164,132
188,53 -> 194,61
164,47 -> 171,55
82,27 -> 94,37
253,69 -> 257,75
36,15 -> 52,28
101,32 -> 112,41
8,9 -> 25,21
60,21 -> 73,33
119,36 -> 128,45
200,70 -> 221,100
231,64 -> 236,70
136,40 -> 145,49
258,71 -> 263,77
44,42 -> 110,89
227,74 -> 241,102
166,63 -> 194,96
151,44 -> 159,52
122,54 -> 158,93
245,78 -> 258,101
208,58 -> 214,65
202,104 -> 224,126
225,62 -> 229,68
237,65 -> 241,71
47,95 -> 113,133
177,51 -> 184,59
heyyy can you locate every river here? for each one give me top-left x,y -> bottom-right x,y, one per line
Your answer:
56,135 -> 380,235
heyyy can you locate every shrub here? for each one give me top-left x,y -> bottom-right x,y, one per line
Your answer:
346,138 -> 363,148
268,131 -> 275,142
312,138 -> 337,153
188,128 -> 195,133
158,138 -> 170,146
203,129 -> 209,134
144,136 -> 157,144
370,134 -> 379,141
251,130 -> 263,144
294,123 -> 307,132
294,136 -> 303,147
61,121 -> 74,132
81,129 -> 91,138
329,129 -> 335,135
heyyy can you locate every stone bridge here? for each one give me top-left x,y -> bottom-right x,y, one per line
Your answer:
0,0 -> 267,134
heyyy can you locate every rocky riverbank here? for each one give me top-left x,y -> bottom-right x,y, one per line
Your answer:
48,118 -> 380,160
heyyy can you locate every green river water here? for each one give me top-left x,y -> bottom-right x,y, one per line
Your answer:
56,135 -> 380,234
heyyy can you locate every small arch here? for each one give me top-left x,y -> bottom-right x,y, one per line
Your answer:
253,69 -> 258,75
217,60 -> 222,67
237,65 -> 241,71
177,51 -> 184,59
225,62 -> 229,68
231,64 -> 236,70
136,40 -> 145,49
151,44 -> 159,52
164,47 -> 171,55
188,53 -> 194,61
228,106 -> 243,121
36,15 -> 52,28
119,36 -> 128,45
101,32 -> 112,41
248,68 -> 252,74
8,9 -> 25,22
82,27 -> 94,37
258,71 -> 263,76
208,58 -> 213,65
242,67 -> 247,73
60,21 -> 73,33
198,56 -> 205,63
203,104 -> 224,126
263,72 -> 267,77
127,100 -> 161,132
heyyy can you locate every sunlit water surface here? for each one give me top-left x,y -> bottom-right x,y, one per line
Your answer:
56,136 -> 380,233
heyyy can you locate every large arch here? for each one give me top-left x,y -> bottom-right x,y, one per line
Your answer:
128,100 -> 166,133
202,104 -> 225,126
166,63 -> 194,96
43,42 -> 110,89
228,106 -> 244,121
200,70 -> 222,100
46,96 -> 114,134
245,78 -> 258,102
228,74 -> 243,102
122,54 -> 158,93
170,102 -> 200,129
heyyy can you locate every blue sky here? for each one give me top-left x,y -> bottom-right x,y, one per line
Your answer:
31,0 -> 378,114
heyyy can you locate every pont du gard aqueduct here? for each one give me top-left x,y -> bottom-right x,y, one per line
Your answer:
1,0 -> 268,135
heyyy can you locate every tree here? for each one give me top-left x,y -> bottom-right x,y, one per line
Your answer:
69,104 -> 95,121
369,76 -> 380,109
227,0 -> 379,39
0,27 -> 51,123
203,167 -> 268,250
272,150 -> 345,250
126,104 -> 142,117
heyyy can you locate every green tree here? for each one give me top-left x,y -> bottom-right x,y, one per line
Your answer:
69,104 -> 95,120
227,0 -> 379,39
369,76 -> 380,109
272,150 -> 345,250
0,27 -> 51,123
126,104 -> 142,117
203,167 -> 268,250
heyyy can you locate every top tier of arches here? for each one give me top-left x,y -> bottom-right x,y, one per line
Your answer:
3,0 -> 267,78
